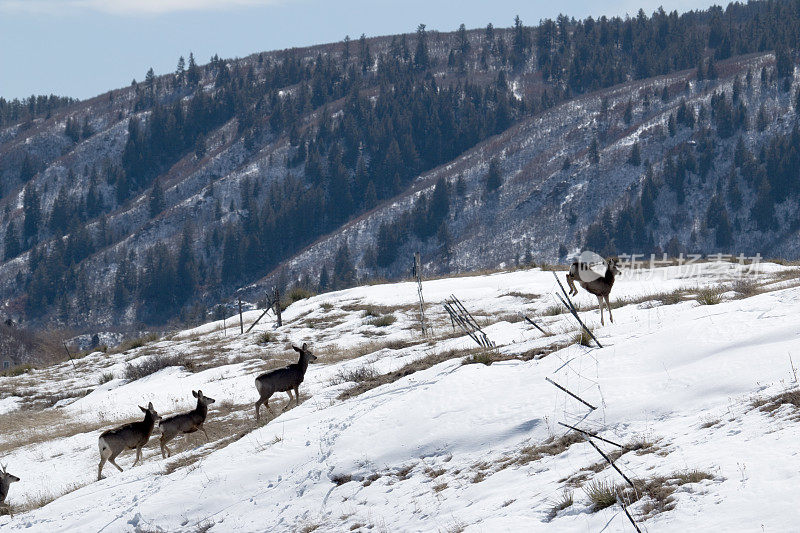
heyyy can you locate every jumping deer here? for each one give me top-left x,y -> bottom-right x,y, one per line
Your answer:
97,402 -> 161,480
158,390 -> 216,458
565,257 -> 621,326
255,343 -> 317,421
0,463 -> 19,511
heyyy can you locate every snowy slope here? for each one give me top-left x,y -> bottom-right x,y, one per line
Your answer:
1,260 -> 799,532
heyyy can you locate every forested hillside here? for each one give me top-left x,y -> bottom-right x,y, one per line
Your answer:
2,1 -> 800,339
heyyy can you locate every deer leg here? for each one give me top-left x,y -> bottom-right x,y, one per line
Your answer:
161,434 -> 176,458
159,435 -> 168,459
131,445 -> 143,467
98,456 -> 107,480
200,426 -> 210,442
596,295 -> 604,326
294,386 -> 301,406
605,295 -> 614,323
566,274 -> 577,296
282,390 -> 293,412
108,451 -> 124,473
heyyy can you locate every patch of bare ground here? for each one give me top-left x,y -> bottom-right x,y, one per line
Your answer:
301,314 -> 348,330
752,388 -> 800,418
469,432 -> 586,485
0,409 -> 145,454
338,338 -> 568,400
162,398 -> 300,475
461,342 -> 570,367
15,480 -> 91,514
613,470 -> 715,519
769,266 -> 800,282
339,302 -> 416,315
502,291 -> 540,300
318,338 -> 420,365
337,347 -> 480,400
565,437 -> 661,482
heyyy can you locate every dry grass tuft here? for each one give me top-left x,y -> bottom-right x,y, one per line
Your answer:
1,363 -> 34,377
395,464 -> 414,480
432,481 -> 448,493
330,473 -> 353,486
753,388 -> 800,416
615,469 -> 714,519
329,364 -> 380,386
543,303 -> 566,316
425,466 -> 446,479
547,489 -> 574,520
461,350 -> 496,366
124,353 -> 192,381
572,329 -> 595,347
695,286 -> 724,305
114,332 -> 161,353
255,331 -> 275,345
583,479 -> 619,511
367,314 -> 397,327
503,291 -> 540,300
730,277 -> 761,297
18,481 -> 89,513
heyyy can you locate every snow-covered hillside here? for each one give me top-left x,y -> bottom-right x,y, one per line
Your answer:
1,260 -> 799,531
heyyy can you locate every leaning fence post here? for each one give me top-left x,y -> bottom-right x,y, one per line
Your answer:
545,377 -> 597,411
62,340 -> 77,370
552,272 -> 603,348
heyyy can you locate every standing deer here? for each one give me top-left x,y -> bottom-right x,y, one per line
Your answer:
97,402 -> 161,480
158,390 -> 216,458
565,257 -> 621,326
254,343 -> 317,421
0,463 -> 19,511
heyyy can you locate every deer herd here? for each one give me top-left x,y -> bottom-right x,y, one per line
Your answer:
1,260 -> 620,513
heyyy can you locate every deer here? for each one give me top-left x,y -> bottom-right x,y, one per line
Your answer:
0,463 -> 20,512
97,402 -> 161,481
565,256 -> 621,326
254,343 -> 317,421
158,390 -> 216,458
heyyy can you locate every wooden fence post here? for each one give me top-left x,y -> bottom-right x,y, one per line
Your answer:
414,252 -> 428,335
238,298 -> 243,334
273,286 -> 282,327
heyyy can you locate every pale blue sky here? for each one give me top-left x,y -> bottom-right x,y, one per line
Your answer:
0,0 -> 720,100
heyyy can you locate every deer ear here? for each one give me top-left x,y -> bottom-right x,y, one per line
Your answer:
192,390 -> 198,398
292,345 -> 302,353
302,342 -> 308,350
139,405 -> 147,413
147,401 -> 154,410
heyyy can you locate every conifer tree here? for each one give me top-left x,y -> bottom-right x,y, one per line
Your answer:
485,158 -> 502,192
414,24 -> 429,70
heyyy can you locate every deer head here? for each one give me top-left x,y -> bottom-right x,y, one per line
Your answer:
293,343 -> 318,363
139,402 -> 162,423
192,390 -> 216,407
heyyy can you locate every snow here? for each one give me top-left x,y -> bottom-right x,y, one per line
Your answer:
0,395 -> 21,415
1,261 -> 800,531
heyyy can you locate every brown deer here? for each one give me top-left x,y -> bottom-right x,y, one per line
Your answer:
0,463 -> 20,511
97,402 -> 161,480
158,390 -> 216,458
254,343 -> 317,421
565,257 -> 621,326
